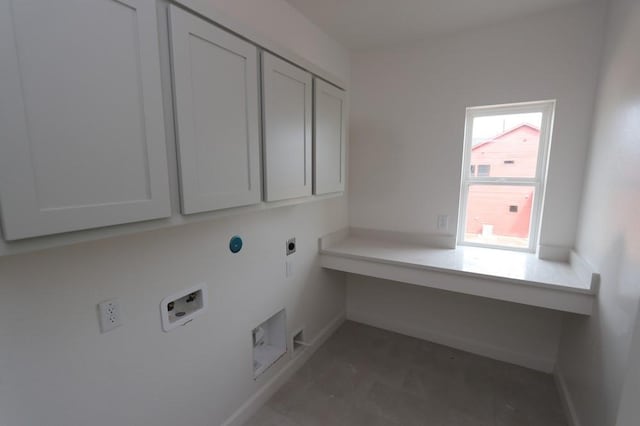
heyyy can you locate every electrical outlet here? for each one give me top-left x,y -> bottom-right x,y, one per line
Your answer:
437,214 -> 449,231
286,237 -> 296,255
98,299 -> 122,333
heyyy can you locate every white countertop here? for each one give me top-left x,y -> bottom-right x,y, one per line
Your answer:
319,231 -> 598,315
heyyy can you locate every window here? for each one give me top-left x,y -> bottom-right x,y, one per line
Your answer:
477,164 -> 491,176
458,100 -> 555,251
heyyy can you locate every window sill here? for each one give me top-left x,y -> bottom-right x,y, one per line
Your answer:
319,229 -> 598,315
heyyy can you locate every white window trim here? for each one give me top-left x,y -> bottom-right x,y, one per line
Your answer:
457,100 -> 556,253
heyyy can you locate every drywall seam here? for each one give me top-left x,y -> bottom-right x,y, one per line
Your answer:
347,310 -> 556,372
220,311 -> 346,426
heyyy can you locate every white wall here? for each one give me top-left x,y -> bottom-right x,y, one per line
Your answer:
347,275 -> 564,372
181,0 -> 350,84
556,0 -> 640,424
0,1 -> 350,426
345,1 -> 606,373
349,1 -> 605,256
615,299 -> 640,426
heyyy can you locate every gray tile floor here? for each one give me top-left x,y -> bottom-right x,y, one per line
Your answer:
244,321 -> 567,426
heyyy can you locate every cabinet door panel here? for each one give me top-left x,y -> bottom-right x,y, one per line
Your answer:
262,53 -> 312,202
314,79 -> 346,194
169,6 -> 261,214
0,0 -> 170,240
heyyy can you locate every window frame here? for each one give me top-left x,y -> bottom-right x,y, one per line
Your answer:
457,100 -> 556,252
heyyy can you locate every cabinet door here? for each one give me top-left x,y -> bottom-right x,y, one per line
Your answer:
262,52 -> 313,202
0,0 -> 171,241
314,79 -> 347,194
169,6 -> 261,214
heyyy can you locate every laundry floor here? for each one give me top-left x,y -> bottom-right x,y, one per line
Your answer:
243,321 -> 567,426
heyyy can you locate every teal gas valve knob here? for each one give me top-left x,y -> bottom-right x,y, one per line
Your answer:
229,235 -> 243,254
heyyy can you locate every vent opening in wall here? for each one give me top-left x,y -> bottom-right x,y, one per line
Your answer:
253,309 -> 287,378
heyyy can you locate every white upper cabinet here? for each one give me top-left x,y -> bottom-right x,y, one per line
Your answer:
0,0 -> 171,241
313,79 -> 347,195
262,52 -> 313,202
169,6 -> 261,214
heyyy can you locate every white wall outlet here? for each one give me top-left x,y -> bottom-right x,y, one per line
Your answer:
98,299 -> 122,333
437,214 -> 449,231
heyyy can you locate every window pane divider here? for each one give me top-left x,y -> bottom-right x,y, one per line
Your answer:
465,179 -> 539,186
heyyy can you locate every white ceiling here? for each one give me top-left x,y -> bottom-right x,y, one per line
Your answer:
285,0 -> 589,50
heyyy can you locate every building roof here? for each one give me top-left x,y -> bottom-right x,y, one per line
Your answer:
472,123 -> 540,151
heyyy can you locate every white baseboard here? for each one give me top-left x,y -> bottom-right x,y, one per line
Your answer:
220,312 -> 346,426
554,366 -> 581,426
347,310 -> 556,373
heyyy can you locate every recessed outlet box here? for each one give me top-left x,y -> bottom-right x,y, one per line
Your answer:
160,284 -> 208,332
286,237 -> 296,255
253,309 -> 287,379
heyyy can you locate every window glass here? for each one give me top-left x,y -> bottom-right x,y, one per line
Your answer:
464,185 -> 535,249
470,113 -> 542,179
477,164 -> 491,176
459,101 -> 554,251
